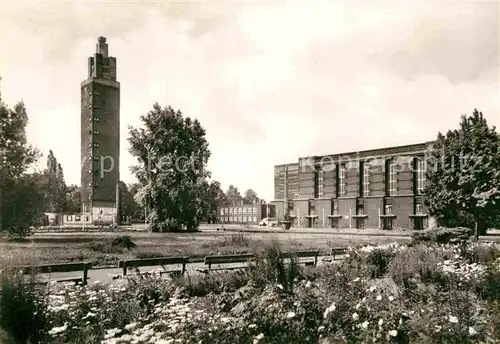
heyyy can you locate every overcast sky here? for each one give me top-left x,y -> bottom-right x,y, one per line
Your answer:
1,0 -> 498,201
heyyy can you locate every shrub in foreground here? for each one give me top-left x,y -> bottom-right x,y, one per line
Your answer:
0,270 -> 50,344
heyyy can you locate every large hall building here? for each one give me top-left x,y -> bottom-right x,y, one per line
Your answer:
271,141 -> 436,230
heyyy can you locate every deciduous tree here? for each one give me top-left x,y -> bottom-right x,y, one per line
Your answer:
0,99 -> 43,236
200,180 -> 228,222
128,104 -> 211,232
41,150 -> 67,213
226,185 -> 242,205
118,181 -> 138,221
243,188 -> 259,205
424,109 -> 500,237
63,184 -> 81,213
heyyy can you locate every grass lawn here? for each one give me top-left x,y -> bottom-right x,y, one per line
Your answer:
0,231 -> 411,267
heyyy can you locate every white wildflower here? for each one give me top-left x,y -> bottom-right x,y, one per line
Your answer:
248,324 -> 257,329
361,321 -> 369,329
253,333 -> 264,343
352,277 -> 360,282
48,324 -> 68,335
388,330 -> 397,337
378,319 -> 384,326
125,322 -> 137,331
352,312 -> 359,321
323,302 -> 336,319
305,281 -> 312,288
448,315 -> 459,323
388,295 -> 394,302
286,311 -> 296,319
369,286 -> 376,292
277,284 -> 284,290
376,295 -> 382,301
468,327 -> 477,336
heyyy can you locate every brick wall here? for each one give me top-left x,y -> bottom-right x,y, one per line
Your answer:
274,166 -> 285,200
364,197 -> 383,228
338,198 -> 356,228
299,158 -> 315,198
366,159 -> 385,197
315,199 -> 332,227
92,81 -> 120,203
345,163 -> 359,197
391,196 -> 413,228
323,164 -> 336,197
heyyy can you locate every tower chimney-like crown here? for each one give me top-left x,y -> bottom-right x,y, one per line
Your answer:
96,36 -> 108,58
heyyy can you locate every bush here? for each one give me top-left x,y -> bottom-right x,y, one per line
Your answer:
462,243 -> 500,264
0,271 -> 50,344
176,270 -> 249,297
248,245 -> 303,293
38,241 -> 500,343
412,227 -> 474,245
388,245 -> 444,288
366,248 -> 396,278
112,236 -> 136,250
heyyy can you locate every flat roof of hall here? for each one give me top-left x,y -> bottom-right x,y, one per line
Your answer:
274,140 -> 436,167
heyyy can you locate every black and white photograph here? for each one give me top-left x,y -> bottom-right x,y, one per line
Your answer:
0,0 -> 499,343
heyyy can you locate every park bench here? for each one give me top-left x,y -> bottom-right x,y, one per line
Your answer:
118,256 -> 189,277
200,250 -> 320,274
279,250 -> 319,266
201,253 -> 256,273
322,247 -> 348,263
9,262 -> 92,285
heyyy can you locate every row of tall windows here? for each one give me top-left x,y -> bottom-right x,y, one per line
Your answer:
311,158 -> 426,198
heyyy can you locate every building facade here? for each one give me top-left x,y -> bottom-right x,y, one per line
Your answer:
217,202 -> 276,224
271,141 -> 436,230
80,36 -> 120,224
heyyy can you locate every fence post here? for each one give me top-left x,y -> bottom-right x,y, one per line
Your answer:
182,259 -> 186,275
314,252 -> 318,266
122,262 -> 127,276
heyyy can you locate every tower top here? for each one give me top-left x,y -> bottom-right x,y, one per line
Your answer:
85,36 -> 117,82
96,36 -> 108,58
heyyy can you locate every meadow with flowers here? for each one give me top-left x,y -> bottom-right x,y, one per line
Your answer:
1,238 -> 500,344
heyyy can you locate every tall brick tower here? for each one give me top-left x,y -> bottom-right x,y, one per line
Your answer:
80,36 -> 120,224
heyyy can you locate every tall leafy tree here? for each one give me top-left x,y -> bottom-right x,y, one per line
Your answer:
63,184 -> 81,213
200,180 -> 228,222
0,99 -> 43,236
118,181 -> 138,220
128,182 -> 145,222
425,109 -> 500,237
243,188 -> 259,204
41,150 -> 67,213
226,185 -> 242,205
128,103 -> 211,232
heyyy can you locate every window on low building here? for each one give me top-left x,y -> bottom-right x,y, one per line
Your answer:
318,170 -> 324,197
363,163 -> 370,197
417,160 -> 426,194
389,162 -> 397,196
339,164 -> 346,196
